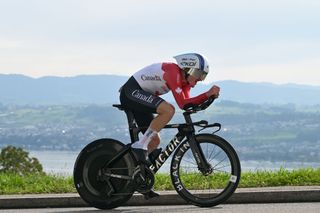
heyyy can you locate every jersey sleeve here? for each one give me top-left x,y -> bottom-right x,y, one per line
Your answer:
162,63 -> 208,109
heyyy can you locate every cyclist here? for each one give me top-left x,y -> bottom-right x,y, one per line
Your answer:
119,53 -> 220,198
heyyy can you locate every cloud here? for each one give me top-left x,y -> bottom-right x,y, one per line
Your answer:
0,38 -> 23,49
0,0 -> 320,85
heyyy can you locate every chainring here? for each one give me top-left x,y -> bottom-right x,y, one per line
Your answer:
132,165 -> 155,193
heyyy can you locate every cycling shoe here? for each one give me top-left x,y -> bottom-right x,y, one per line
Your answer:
148,148 -> 162,164
142,189 -> 160,200
131,148 -> 152,166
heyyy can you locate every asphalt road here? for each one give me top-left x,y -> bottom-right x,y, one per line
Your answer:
1,203 -> 319,213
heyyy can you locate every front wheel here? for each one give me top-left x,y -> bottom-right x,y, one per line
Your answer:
170,134 -> 241,207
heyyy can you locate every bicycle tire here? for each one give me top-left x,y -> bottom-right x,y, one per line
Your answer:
170,134 -> 241,207
73,138 -> 135,209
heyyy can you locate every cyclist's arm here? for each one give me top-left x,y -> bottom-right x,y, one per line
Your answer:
163,63 -> 208,109
183,85 -> 208,105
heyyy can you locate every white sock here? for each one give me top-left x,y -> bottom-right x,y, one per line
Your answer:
132,127 -> 158,150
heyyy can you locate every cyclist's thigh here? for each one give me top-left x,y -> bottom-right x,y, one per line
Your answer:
121,87 -> 164,114
120,77 -> 165,132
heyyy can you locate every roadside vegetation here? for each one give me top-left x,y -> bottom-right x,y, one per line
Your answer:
1,168 -> 319,194
0,145 -> 319,194
156,168 -> 320,190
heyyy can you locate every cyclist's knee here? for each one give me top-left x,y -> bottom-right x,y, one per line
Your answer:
157,102 -> 175,117
168,104 -> 175,116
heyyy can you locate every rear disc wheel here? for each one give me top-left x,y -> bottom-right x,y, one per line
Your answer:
74,139 -> 135,209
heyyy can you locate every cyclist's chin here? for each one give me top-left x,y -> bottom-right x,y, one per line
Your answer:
188,82 -> 196,87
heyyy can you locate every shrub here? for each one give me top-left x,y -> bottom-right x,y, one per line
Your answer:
0,145 -> 44,175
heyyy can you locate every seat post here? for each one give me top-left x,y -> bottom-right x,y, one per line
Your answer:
112,104 -> 139,143
124,110 -> 139,143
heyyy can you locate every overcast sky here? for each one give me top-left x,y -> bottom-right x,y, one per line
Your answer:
0,0 -> 319,85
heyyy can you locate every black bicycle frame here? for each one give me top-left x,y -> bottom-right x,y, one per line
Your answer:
107,105 -> 213,175
149,112 -> 212,173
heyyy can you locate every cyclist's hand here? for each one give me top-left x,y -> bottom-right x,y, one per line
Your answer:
207,85 -> 220,98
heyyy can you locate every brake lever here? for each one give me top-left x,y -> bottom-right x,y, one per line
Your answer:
194,120 -> 208,127
198,122 -> 221,133
196,120 -> 207,132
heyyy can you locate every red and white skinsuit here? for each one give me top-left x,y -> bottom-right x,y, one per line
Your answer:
133,63 -> 208,109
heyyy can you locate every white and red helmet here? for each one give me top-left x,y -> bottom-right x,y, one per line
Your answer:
173,53 -> 209,81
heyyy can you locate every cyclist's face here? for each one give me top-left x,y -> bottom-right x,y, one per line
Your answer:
187,75 -> 199,87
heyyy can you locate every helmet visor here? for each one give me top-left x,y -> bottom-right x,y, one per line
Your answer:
187,68 -> 207,81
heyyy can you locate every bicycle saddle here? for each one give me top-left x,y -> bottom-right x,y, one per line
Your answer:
112,104 -> 126,111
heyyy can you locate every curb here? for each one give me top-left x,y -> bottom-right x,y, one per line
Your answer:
0,186 -> 319,209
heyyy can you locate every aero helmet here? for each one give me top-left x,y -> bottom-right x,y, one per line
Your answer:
173,53 -> 209,81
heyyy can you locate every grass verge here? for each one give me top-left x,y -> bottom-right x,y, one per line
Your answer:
0,167 -> 319,195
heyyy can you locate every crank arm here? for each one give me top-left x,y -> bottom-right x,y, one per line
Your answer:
110,192 -> 135,196
103,172 -> 132,180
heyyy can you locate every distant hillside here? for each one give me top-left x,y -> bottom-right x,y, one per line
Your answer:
216,80 -> 320,105
1,74 -> 320,105
0,74 -> 126,105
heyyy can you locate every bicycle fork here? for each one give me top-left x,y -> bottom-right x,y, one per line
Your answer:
183,112 -> 213,175
188,135 -> 213,175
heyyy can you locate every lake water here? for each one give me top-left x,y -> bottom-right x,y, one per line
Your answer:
29,150 -> 320,176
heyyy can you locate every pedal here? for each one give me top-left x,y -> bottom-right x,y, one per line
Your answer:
142,189 -> 160,200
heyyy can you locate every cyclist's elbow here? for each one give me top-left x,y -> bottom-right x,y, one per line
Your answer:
177,102 -> 185,110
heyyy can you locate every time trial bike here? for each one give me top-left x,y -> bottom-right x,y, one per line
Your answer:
73,97 -> 241,209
